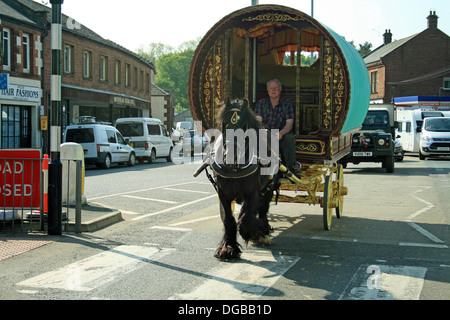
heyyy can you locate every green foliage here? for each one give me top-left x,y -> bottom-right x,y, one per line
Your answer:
137,40 -> 199,112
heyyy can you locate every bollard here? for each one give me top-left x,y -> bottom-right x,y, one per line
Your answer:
42,154 -> 49,213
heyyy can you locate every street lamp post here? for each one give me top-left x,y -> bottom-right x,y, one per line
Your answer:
47,0 -> 63,235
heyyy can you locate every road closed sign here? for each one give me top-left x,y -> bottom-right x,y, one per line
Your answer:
0,149 -> 41,209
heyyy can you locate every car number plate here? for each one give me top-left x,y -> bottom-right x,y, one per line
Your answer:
353,151 -> 372,157
437,147 -> 450,151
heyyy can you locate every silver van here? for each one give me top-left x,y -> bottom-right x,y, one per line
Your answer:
115,117 -> 173,163
64,122 -> 136,169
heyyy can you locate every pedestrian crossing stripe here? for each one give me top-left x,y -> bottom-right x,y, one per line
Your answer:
339,264 -> 427,300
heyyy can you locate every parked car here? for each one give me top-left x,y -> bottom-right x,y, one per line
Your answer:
182,130 -> 210,156
394,139 -> 404,162
64,120 -> 136,169
115,117 -> 173,163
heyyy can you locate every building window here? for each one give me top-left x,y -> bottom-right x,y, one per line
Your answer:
133,67 -> 138,89
64,44 -> 74,74
140,70 -> 144,91
115,59 -> 121,85
100,55 -> 108,81
444,77 -> 450,90
2,28 -> 11,70
83,50 -> 92,78
371,71 -> 378,94
23,34 -> 30,73
1,105 -> 32,148
125,63 -> 130,87
146,73 -> 150,94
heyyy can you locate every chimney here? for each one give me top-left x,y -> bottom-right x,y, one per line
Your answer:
427,11 -> 438,30
383,29 -> 392,44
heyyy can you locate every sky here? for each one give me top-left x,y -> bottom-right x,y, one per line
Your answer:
34,0 -> 449,52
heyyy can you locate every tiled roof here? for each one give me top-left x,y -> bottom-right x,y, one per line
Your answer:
5,0 -> 155,70
363,33 -> 418,65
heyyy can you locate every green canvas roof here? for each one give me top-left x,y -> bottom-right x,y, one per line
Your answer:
322,24 -> 371,134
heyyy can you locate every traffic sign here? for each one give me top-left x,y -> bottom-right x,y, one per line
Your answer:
0,149 -> 41,209
0,73 -> 8,90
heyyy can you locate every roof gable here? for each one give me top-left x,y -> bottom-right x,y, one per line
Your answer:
364,33 -> 418,65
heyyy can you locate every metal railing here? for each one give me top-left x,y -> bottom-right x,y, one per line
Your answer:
1,157 -> 83,233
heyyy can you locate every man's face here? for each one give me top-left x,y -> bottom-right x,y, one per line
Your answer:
267,81 -> 281,99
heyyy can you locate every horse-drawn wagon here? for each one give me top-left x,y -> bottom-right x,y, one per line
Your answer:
189,5 -> 370,259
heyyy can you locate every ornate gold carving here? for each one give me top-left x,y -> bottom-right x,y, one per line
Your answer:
295,140 -> 326,155
242,13 -> 304,23
201,39 -> 223,128
322,40 -> 333,130
333,54 -> 345,126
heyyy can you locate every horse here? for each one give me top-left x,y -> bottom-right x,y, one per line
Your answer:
206,98 -> 279,261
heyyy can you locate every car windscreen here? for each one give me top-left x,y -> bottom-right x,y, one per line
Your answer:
65,128 -> 94,143
424,118 -> 450,132
116,123 -> 144,137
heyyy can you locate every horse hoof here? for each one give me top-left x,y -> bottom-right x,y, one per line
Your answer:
258,236 -> 273,246
214,247 -> 241,261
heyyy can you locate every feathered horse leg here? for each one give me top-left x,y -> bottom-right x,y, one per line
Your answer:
214,192 -> 242,261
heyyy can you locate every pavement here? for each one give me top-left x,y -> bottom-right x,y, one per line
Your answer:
0,203 -> 122,262
0,202 -> 122,234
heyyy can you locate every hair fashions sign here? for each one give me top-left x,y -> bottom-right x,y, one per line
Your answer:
0,84 -> 40,103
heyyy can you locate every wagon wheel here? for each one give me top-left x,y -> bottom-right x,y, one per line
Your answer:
323,175 -> 333,230
335,164 -> 344,219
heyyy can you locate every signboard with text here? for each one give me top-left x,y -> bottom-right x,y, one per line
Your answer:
0,150 -> 41,209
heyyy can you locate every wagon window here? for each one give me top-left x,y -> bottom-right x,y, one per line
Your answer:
282,51 -> 319,66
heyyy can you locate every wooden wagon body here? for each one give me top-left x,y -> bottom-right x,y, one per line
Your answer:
189,5 -> 371,229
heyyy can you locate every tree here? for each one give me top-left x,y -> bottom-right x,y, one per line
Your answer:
154,48 -> 195,111
358,41 -> 373,57
138,40 -> 199,112
137,42 -> 174,63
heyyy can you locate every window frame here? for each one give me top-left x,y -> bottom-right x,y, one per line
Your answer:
2,28 -> 11,70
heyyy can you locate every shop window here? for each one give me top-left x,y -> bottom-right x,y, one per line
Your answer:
1,105 -> 31,148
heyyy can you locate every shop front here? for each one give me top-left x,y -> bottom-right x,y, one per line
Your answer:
0,76 -> 42,149
61,85 -> 151,127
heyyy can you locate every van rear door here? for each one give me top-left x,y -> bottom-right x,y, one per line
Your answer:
65,127 -> 97,158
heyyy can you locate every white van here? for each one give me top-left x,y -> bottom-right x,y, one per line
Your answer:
396,109 -> 450,152
418,117 -> 450,160
64,123 -> 136,169
115,117 -> 173,163
176,121 -> 192,136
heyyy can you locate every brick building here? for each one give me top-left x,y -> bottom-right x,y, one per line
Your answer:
364,11 -> 450,107
1,0 -> 173,152
0,0 -> 46,149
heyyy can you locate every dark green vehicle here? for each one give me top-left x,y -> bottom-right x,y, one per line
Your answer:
341,105 -> 397,173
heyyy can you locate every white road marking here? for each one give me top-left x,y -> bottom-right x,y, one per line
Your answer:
339,264 -> 427,300
170,252 -> 299,300
169,215 -> 218,227
399,242 -> 448,249
407,187 -> 435,220
16,245 -> 174,292
122,195 -> 178,204
151,226 -> 192,232
88,181 -> 197,201
162,187 -> 212,194
407,222 -> 445,244
132,194 -> 217,221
